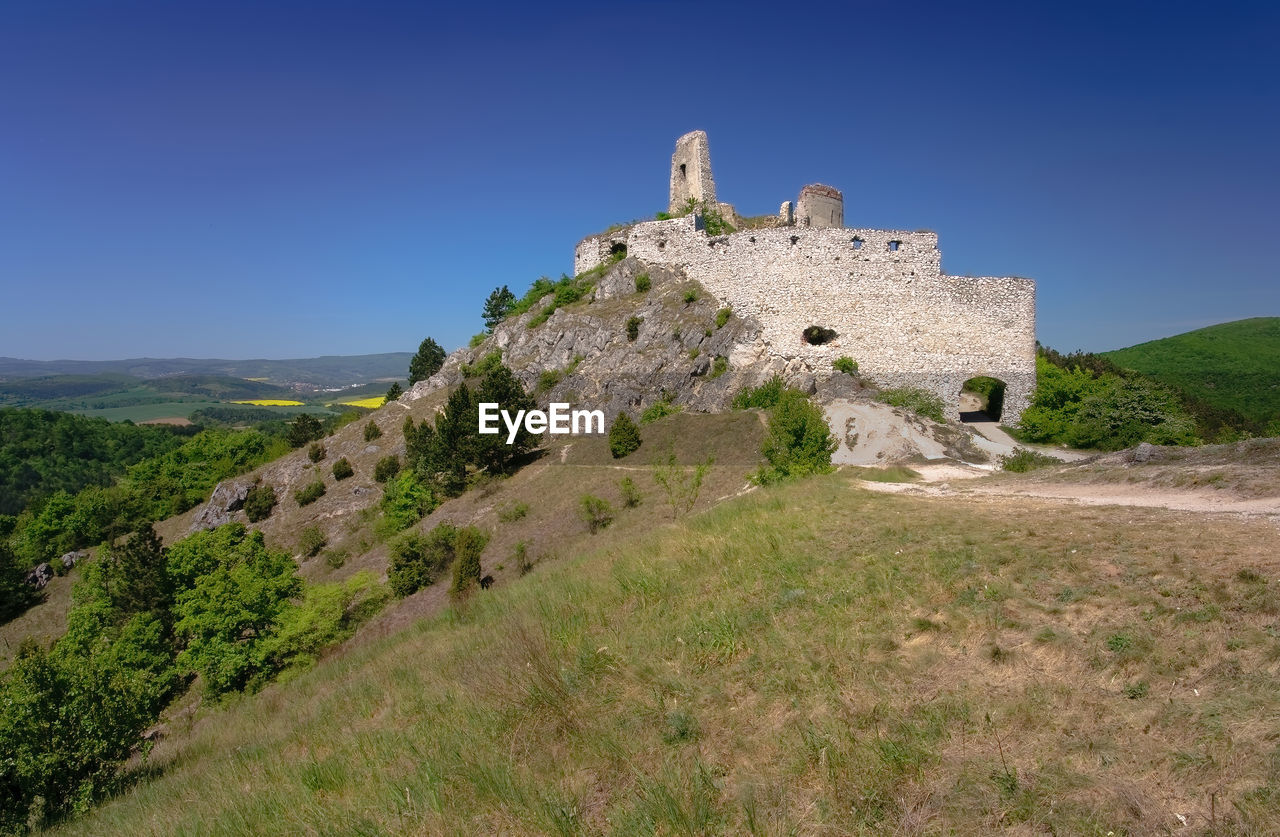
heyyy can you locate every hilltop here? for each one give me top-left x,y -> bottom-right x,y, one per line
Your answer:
49,471 -> 1280,835
1104,317 -> 1280,427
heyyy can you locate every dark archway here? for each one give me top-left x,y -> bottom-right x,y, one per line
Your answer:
960,376 -> 1006,423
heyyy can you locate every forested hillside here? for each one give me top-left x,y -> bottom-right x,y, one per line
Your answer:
1104,317 -> 1280,428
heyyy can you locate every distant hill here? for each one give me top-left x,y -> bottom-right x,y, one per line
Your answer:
0,353 -> 413,388
1104,318 -> 1280,426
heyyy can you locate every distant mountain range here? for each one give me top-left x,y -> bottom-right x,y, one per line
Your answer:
1104,317 -> 1280,426
0,353 -> 413,389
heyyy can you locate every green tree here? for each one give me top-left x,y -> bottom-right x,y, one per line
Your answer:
385,381 -> 404,402
169,524 -> 301,697
0,539 -> 39,623
473,363 -> 536,474
100,524 -> 173,621
409,337 -> 447,385
285,414 -> 324,449
609,411 -> 642,458
482,285 -> 517,331
756,390 -> 837,484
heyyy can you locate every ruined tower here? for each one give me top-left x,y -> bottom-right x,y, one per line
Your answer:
795,184 -> 844,228
668,130 -> 716,214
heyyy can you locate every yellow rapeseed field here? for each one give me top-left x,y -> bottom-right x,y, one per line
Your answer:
231,399 -> 306,407
336,396 -> 386,409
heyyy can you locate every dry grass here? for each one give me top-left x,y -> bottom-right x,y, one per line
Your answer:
48,474 -> 1280,835
992,438 -> 1280,499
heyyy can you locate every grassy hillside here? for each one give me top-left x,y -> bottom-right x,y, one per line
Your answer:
54,474 -> 1280,835
1104,317 -> 1280,426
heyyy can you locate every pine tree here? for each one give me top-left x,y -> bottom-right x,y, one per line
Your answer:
408,337 -> 446,385
482,285 -> 516,331
385,381 -> 404,402
285,414 -> 323,449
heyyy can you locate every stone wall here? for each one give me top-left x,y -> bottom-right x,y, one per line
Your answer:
590,215 -> 1036,423
795,184 -> 844,229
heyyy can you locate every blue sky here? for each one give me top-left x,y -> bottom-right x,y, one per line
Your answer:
1,0 -> 1276,360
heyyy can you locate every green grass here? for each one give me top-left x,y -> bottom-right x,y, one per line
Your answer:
1104,317 -> 1280,425
52,475 -> 1280,835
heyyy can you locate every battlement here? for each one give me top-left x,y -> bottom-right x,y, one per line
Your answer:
573,133 -> 1037,424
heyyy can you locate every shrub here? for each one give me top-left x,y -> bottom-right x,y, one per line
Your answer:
537,369 -> 563,394
877,387 -> 947,423
682,289 -> 699,305
298,525 -> 327,558
498,501 -> 529,522
450,527 -> 488,598
715,307 -> 731,329
833,356 -> 858,375
1000,448 -> 1060,472
243,483 -> 278,522
732,375 -> 786,409
640,393 -> 682,424
363,421 -> 382,442
755,390 -> 838,484
324,548 -> 348,569
388,528 -> 450,597
385,382 -> 404,402
688,348 -> 700,360
294,479 -> 326,506
620,476 -> 642,508
379,471 -> 436,532
579,494 -> 614,533
709,356 -> 728,379
469,332 -> 486,348
307,442 -> 326,463
374,455 -> 400,483
652,451 -> 713,519
626,316 -> 643,341
635,272 -> 651,292
331,457 -> 354,480
609,412 -> 642,458
261,572 -> 387,674
514,540 -> 532,575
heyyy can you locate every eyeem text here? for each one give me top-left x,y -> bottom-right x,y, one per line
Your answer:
478,402 -> 606,444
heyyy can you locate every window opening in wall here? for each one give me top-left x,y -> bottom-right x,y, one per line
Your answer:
790,235 -> 799,246
851,237 -> 863,250
679,163 -> 687,179
888,240 -> 902,252
959,376 -> 1007,423
802,325 -> 838,345
609,242 -> 627,257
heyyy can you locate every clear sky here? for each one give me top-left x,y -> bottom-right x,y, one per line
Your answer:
1,0 -> 1277,360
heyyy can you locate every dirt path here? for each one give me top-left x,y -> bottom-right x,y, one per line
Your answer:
853,462 -> 1280,520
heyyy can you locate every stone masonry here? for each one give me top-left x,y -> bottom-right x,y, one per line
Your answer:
576,131 -> 1037,423
668,130 -> 716,213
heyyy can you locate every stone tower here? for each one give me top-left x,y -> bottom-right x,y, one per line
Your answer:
668,130 -> 717,214
795,184 -> 844,228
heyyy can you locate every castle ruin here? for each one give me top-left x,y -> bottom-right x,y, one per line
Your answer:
575,131 -> 1037,424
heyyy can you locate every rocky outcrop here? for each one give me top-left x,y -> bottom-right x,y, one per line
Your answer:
59,550 -> 88,571
25,563 -> 53,590
189,480 -> 252,532
404,257 -> 828,421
